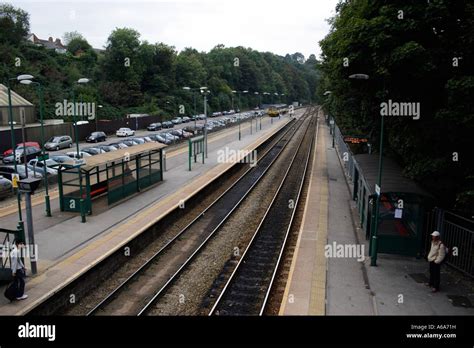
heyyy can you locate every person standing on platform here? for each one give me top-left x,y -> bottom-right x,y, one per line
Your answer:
10,240 -> 28,300
427,231 -> 446,293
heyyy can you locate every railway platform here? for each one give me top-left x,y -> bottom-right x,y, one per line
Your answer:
0,111 -> 300,315
280,110 -> 474,316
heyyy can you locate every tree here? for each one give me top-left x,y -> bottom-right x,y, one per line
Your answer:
0,3 -> 29,45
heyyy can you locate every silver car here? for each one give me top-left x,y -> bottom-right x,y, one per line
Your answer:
0,175 -> 12,199
45,136 -> 73,151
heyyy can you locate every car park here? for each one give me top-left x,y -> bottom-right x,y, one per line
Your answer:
44,136 -> 73,151
147,123 -> 162,131
2,146 -> 41,164
182,116 -> 191,123
172,117 -> 183,124
161,132 -> 179,142
116,128 -> 135,137
86,131 -> 107,143
162,121 -> 174,128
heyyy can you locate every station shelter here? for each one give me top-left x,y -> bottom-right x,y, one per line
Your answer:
58,142 -> 165,216
352,154 -> 433,258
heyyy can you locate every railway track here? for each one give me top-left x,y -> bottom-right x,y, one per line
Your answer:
208,112 -> 317,316
86,108 -> 314,316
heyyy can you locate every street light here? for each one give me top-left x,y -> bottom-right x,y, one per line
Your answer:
232,90 -> 242,141
5,74 -> 33,242
20,79 -> 52,217
200,87 -> 210,157
183,86 -> 198,129
97,105 -> 103,131
349,73 -> 379,266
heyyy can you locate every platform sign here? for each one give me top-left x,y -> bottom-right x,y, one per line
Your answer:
11,174 -> 19,188
330,119 -> 335,125
343,136 -> 369,144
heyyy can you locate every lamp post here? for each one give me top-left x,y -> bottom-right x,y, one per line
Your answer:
182,87 -> 198,130
20,79 -> 52,217
96,105 -> 103,131
323,90 -> 332,126
6,74 -> 33,242
74,78 -> 90,223
200,87 -> 210,157
232,90 -> 242,140
349,73 -> 379,266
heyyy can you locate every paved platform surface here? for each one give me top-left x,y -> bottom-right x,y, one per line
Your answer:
0,111 -> 300,314
280,111 -> 474,316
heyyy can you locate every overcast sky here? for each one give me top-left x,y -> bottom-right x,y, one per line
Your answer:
14,0 -> 338,59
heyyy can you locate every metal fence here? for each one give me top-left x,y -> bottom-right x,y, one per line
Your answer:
333,123 -> 355,181
425,207 -> 474,277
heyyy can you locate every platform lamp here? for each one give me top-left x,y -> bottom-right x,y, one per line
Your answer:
6,74 -> 34,242
200,87 -> 210,157
349,73 -> 379,265
232,90 -> 242,140
20,78 -> 52,217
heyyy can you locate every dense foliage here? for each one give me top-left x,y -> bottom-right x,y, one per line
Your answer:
317,0 -> 474,213
1,4 -> 319,123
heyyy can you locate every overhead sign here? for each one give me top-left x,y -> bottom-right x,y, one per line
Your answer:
344,136 -> 369,144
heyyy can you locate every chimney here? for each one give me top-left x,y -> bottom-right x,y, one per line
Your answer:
48,37 -> 53,42
55,38 -> 62,45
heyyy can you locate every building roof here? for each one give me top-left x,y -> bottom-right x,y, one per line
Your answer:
82,142 -> 166,171
353,153 -> 431,197
0,84 -> 34,108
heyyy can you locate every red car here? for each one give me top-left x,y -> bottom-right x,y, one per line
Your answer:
3,142 -> 41,157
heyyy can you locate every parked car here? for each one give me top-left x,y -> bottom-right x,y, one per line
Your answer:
108,142 -> 128,149
2,146 -> 41,164
44,136 -> 73,151
66,151 -> 92,159
50,155 -> 75,165
2,142 -> 41,158
160,132 -> 179,142
0,165 -> 43,181
121,140 -> 139,147
28,158 -> 60,176
182,116 -> 191,123
86,131 -> 107,143
147,123 -> 162,131
141,136 -> 153,143
0,176 -> 12,199
171,117 -> 183,125
151,134 -> 172,145
116,128 -> 135,137
162,121 -> 174,128
170,129 -> 192,139
82,147 -> 105,156
98,145 -> 118,152
130,138 -> 145,145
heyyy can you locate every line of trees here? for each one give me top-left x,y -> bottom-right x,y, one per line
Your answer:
317,0 -> 474,213
1,3 -> 320,123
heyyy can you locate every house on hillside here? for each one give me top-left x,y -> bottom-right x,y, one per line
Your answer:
26,33 -> 67,54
